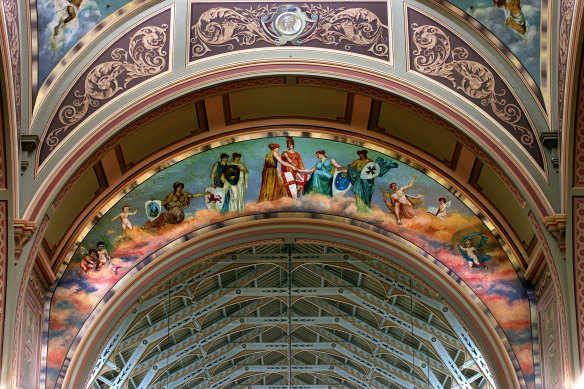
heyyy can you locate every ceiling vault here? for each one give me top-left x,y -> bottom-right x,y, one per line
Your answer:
90,243 -> 490,389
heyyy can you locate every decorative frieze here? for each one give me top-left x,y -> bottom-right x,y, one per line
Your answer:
189,2 -> 391,64
406,6 -> 544,171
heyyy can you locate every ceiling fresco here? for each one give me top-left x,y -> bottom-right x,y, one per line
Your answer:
36,0 -> 134,89
34,0 -> 542,95
46,136 -> 535,388
446,0 -> 541,85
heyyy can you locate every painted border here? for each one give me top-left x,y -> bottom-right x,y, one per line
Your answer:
404,4 -> 546,176
573,197 -> 584,369
11,215 -> 49,389
186,0 -> 394,68
0,201 -> 7,369
425,0 -> 548,122
527,211 -> 571,386
30,0 -> 158,111
2,0 -> 21,134
35,4 -> 175,171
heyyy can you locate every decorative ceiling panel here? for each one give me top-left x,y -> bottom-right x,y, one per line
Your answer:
37,6 -> 173,169
36,0 -> 136,90
188,2 -> 392,65
406,6 -> 545,171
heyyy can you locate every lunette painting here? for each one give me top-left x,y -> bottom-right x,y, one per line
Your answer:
46,136 -> 535,388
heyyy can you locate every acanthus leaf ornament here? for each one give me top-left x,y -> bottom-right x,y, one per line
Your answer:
190,3 -> 390,61
261,5 -> 318,45
44,23 -> 169,154
411,23 -> 535,150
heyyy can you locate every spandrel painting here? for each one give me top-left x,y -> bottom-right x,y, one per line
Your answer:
37,0 -> 134,88
46,136 -> 535,388
448,0 -> 541,85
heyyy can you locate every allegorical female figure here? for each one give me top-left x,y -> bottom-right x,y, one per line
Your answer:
226,153 -> 249,213
211,153 -> 231,213
257,143 -> 295,202
347,150 -> 398,213
299,150 -> 345,197
145,182 -> 206,230
281,137 -> 306,195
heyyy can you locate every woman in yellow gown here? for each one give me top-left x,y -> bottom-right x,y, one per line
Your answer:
257,143 -> 296,202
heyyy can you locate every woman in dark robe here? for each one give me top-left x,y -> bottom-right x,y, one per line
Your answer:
144,182 -> 205,230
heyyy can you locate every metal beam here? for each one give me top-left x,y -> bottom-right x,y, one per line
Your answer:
343,259 -> 494,385
106,268 -> 277,388
305,324 -> 442,389
89,263 -> 275,384
231,385 -> 342,389
132,299 -> 275,388
304,298 -> 471,387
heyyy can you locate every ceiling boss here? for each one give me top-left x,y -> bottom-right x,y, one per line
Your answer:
261,5 -> 318,45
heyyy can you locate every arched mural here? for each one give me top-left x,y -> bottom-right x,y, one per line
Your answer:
46,135 -> 535,388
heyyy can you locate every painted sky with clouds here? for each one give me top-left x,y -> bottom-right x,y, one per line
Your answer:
37,0 -> 133,88
450,0 -> 541,84
45,138 -> 535,389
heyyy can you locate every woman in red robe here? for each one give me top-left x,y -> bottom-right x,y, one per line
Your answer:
280,137 -> 306,196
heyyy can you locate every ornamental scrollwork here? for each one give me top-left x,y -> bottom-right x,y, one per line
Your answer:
3,0 -> 21,132
191,4 -> 389,60
558,0 -> 574,130
45,25 -> 169,151
410,24 -> 534,148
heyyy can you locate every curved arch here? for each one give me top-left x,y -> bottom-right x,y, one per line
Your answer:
27,68 -> 553,221
59,218 -> 522,388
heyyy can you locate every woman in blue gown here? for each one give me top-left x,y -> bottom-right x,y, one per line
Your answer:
299,150 -> 345,196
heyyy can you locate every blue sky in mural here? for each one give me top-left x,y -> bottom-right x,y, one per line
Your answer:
37,0 -> 133,88
45,137 -> 535,389
449,0 -> 541,84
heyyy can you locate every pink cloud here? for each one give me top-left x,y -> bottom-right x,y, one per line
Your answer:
50,195 -> 534,380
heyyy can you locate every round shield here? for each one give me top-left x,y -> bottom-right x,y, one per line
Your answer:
332,170 -> 352,196
360,161 -> 381,179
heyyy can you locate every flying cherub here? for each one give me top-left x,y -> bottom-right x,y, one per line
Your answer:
493,0 -> 527,35
458,233 -> 491,269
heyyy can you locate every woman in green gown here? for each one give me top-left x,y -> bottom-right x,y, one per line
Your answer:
300,150 -> 345,196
